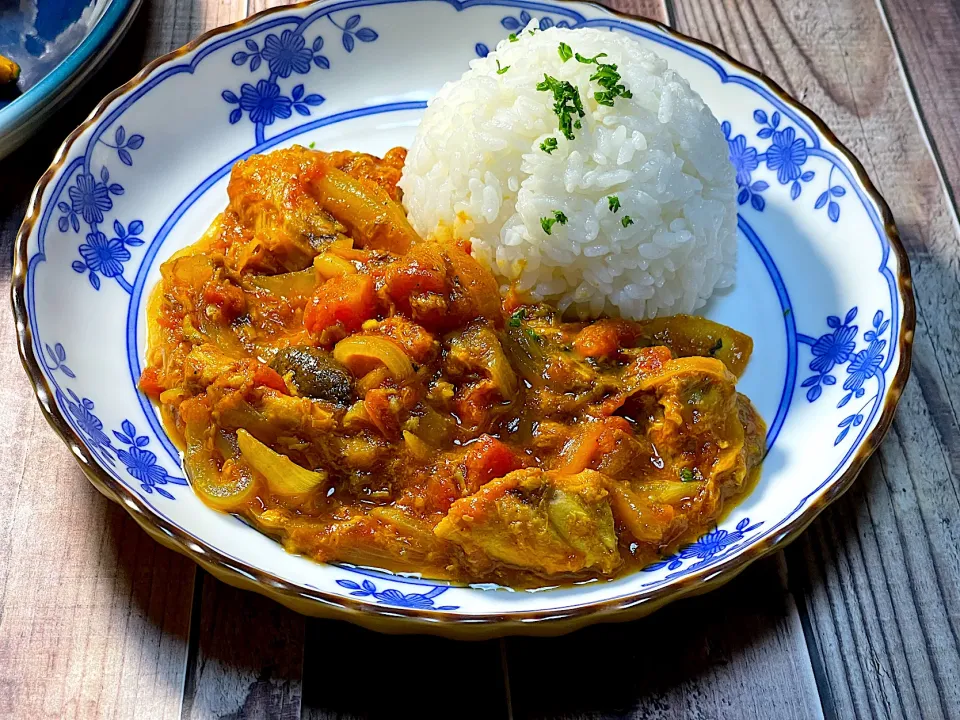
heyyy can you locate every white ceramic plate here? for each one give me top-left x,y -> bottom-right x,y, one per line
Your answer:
13,0 -> 914,637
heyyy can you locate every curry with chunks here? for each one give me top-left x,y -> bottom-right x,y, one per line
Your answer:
140,146 -> 765,586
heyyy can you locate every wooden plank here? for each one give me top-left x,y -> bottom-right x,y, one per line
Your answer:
299,619 -> 510,720
0,280 -> 194,720
506,555 -> 823,720
0,0 -> 251,717
596,0 -> 673,20
670,1 -> 960,718
182,571 -> 305,720
248,0 -> 298,14
0,480 -> 195,720
878,0 -> 960,212
0,55 -> 201,718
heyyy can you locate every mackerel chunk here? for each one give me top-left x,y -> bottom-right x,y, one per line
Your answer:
435,468 -> 620,578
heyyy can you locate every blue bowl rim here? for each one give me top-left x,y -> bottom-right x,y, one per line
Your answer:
0,0 -> 142,156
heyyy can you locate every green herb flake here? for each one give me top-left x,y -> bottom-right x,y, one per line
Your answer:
525,328 -> 542,344
528,29 -> 536,36
536,74 -> 585,141
575,52 -> 632,106
575,51 -> 608,64
496,60 -> 510,75
558,42 -> 573,62
540,209 -> 569,235
679,467 -> 695,482
607,195 -> 621,213
621,215 -> 634,228
509,33 -> 519,42
709,338 -> 723,356
308,141 -> 316,149
540,137 -> 559,154
590,62 -> 631,106
509,309 -> 525,327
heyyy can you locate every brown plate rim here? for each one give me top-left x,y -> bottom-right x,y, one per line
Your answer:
10,0 -> 916,632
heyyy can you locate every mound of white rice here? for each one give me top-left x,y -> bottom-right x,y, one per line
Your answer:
399,22 -> 737,319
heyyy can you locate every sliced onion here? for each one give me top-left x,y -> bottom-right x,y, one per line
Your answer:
333,335 -> 414,382
236,429 -> 328,496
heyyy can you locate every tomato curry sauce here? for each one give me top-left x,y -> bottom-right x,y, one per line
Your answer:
140,146 -> 765,587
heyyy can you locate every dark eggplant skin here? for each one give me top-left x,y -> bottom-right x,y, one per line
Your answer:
270,346 -> 353,404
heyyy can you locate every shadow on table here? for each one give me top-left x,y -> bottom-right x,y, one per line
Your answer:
296,553 -> 803,720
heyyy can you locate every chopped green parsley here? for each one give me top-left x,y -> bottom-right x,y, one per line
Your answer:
607,195 -> 621,213
509,309 -> 525,327
308,141 -> 316,149
525,328 -> 543,344
540,137 -> 559,154
536,74 -> 585,140
680,467 -> 695,482
621,215 -> 634,228
508,33 -> 519,42
575,51 -> 608,65
558,42 -> 573,62
592,64 -> 633,106
576,51 -> 632,106
540,210 -> 569,235
496,60 -> 510,74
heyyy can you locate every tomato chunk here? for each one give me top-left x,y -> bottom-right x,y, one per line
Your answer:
252,365 -> 289,394
138,367 -> 165,399
304,274 -> 376,334
383,244 -> 447,304
203,282 -> 246,320
573,319 -> 638,359
464,435 -> 523,493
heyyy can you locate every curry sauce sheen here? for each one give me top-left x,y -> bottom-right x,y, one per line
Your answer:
140,145 -> 765,587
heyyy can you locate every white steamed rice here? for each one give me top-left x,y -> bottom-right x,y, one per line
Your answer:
398,22 -> 737,320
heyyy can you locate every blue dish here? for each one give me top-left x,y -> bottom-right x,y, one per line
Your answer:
0,0 -> 141,157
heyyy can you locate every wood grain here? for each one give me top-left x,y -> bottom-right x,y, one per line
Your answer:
595,0 -> 671,19
182,572 -> 305,720
0,25 -> 207,720
879,0 -> 960,212
671,1 -> 960,718
506,556 -> 823,720
0,0 -> 242,717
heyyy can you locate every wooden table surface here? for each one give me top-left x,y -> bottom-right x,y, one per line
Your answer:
1,0 -> 958,718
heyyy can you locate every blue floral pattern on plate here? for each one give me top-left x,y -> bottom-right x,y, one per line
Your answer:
335,579 -> 459,610
643,518 -> 764,581
722,109 -> 843,219
799,308 -> 889,445
221,13 -> 377,136
42,344 -> 187,498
